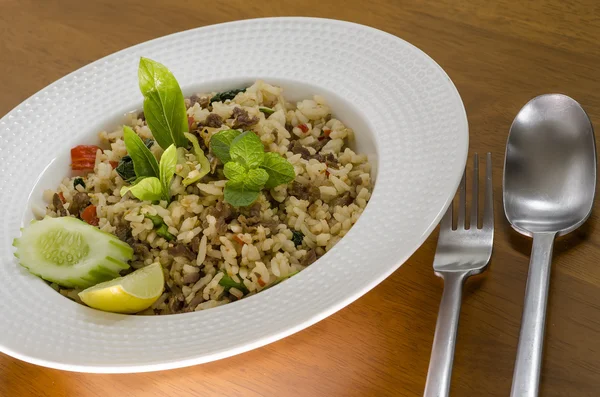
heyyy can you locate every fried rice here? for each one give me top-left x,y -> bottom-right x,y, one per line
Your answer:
39,80 -> 373,314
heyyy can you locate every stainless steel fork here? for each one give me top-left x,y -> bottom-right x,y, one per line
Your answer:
423,153 -> 494,397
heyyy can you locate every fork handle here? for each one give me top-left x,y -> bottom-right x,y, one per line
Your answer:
424,271 -> 467,397
510,232 -> 556,397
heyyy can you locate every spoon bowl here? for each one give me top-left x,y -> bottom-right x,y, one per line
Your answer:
503,93 -> 596,397
504,94 -> 596,237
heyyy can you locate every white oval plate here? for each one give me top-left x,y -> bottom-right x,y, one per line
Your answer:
0,17 -> 467,373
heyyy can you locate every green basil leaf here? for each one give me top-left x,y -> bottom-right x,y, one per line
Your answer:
73,177 -> 86,190
223,161 -> 247,182
229,132 -> 265,169
291,230 -> 304,247
224,180 -> 261,207
245,168 -> 269,191
123,126 -> 160,179
261,152 -> 296,188
210,129 -> 242,164
218,272 -> 249,293
145,214 -> 164,227
156,223 -> 175,241
159,144 -> 177,202
138,57 -> 188,149
183,132 -> 210,180
115,156 -> 136,182
210,88 -> 246,104
259,107 -> 275,116
120,177 -> 162,201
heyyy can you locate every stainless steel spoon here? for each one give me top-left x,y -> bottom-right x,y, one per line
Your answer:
503,94 -> 596,397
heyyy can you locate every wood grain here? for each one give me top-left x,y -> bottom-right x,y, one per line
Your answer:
1,0 -> 599,396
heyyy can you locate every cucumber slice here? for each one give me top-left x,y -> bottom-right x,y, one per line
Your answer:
13,216 -> 133,289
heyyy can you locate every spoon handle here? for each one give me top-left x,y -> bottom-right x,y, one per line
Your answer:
511,232 -> 556,397
424,271 -> 467,397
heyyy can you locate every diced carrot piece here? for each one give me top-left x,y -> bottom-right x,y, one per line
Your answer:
257,278 -> 266,287
58,192 -> 65,203
81,205 -> 99,226
233,234 -> 245,246
323,128 -> 331,137
71,145 -> 100,171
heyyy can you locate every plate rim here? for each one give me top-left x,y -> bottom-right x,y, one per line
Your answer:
0,16 -> 468,373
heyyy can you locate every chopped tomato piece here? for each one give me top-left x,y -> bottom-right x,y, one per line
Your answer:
58,192 -> 66,203
109,161 -> 119,169
257,278 -> 266,287
71,145 -> 100,171
81,205 -> 99,226
298,124 -> 309,133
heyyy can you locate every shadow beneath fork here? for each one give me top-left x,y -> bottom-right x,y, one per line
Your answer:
463,268 -> 489,298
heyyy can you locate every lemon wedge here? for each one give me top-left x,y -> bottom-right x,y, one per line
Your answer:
78,262 -> 164,314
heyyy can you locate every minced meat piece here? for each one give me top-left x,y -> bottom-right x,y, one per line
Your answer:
208,200 -> 234,222
190,235 -> 201,254
115,224 -> 130,242
312,152 -> 339,168
187,95 -> 199,108
238,214 -> 260,229
207,200 -> 235,234
189,94 -> 210,109
215,218 -> 228,234
69,192 -> 90,216
288,140 -> 311,160
301,249 -> 317,266
52,193 -> 67,217
168,244 -> 196,261
330,192 -> 353,208
133,243 -> 150,258
204,113 -> 223,128
311,138 -> 330,153
168,295 -> 185,313
289,181 -> 320,202
259,219 -> 281,231
199,96 -> 210,109
325,153 -> 339,168
187,293 -> 205,309
248,202 -> 261,218
232,107 -> 258,129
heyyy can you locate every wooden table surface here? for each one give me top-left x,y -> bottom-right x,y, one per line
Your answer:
1,1 -> 599,396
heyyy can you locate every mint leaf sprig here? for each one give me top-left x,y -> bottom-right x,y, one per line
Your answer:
210,130 -> 295,207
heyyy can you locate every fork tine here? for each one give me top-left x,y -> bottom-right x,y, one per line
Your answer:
440,196 -> 453,231
483,152 -> 493,229
471,153 -> 479,229
457,167 -> 466,229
